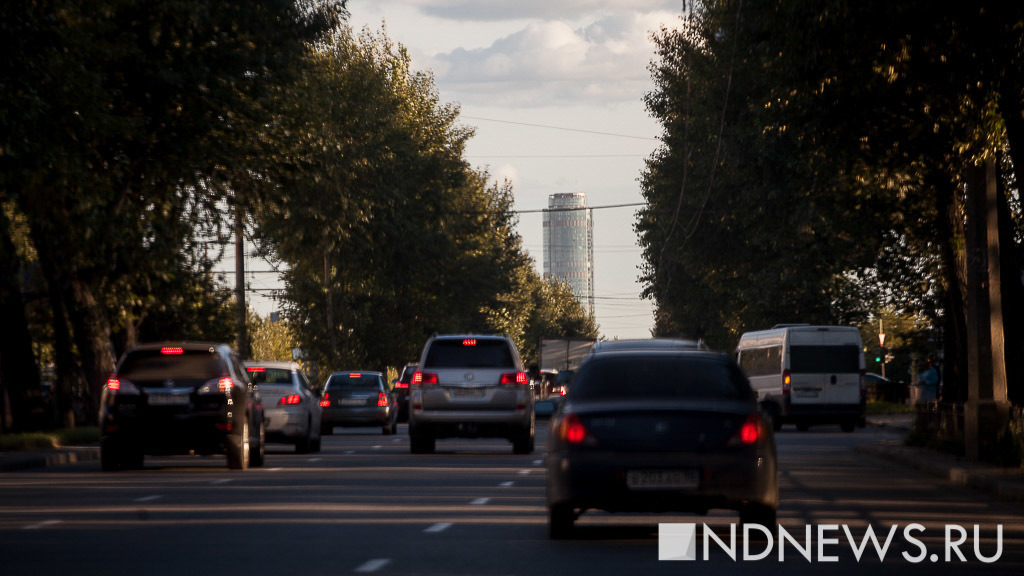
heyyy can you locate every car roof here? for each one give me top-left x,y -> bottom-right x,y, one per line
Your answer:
430,334 -> 509,341
583,349 -> 729,363
590,338 -> 707,353
128,341 -> 230,352
329,370 -> 384,377
243,360 -> 302,370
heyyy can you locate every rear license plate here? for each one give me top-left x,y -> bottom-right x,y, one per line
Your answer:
626,469 -> 699,490
450,388 -> 486,399
339,398 -> 365,406
794,388 -> 821,398
147,394 -> 190,406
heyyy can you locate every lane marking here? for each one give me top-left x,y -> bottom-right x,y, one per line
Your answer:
210,479 -> 232,485
354,559 -> 391,573
24,520 -> 62,530
307,458 -> 322,462
424,522 -> 452,533
517,469 -> 530,476
372,445 -> 382,450
344,450 -> 356,455
134,495 -> 163,503
392,438 -> 402,443
532,459 -> 543,466
499,481 -> 515,487
266,467 -> 283,471
469,497 -> 490,505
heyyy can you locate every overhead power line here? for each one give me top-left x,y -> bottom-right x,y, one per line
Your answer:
461,116 -> 658,141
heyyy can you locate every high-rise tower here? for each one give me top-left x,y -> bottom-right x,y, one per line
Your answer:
543,193 -> 594,315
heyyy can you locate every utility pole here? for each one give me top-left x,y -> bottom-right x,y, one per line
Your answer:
235,210 -> 248,358
964,158 -> 1010,460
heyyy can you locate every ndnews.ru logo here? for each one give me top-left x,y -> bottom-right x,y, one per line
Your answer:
658,523 -> 1003,563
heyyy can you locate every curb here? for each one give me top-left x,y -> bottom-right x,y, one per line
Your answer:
855,441 -> 1024,504
0,446 -> 101,473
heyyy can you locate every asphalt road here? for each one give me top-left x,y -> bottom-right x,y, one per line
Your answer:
0,423 -> 1022,576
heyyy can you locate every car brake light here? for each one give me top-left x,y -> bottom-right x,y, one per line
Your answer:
377,392 -> 389,407
463,339 -> 477,346
394,382 -> 409,389
500,372 -> 528,385
412,371 -> 438,385
782,370 -> 792,394
320,393 -> 330,407
560,413 -> 588,445
559,388 -> 567,396
161,346 -> 183,355
107,376 -> 121,391
731,413 -> 766,446
278,394 -> 302,405
247,366 -> 265,373
349,372 -> 361,378
218,377 -> 232,393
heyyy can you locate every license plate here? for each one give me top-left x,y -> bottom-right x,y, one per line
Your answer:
627,469 -> 699,490
450,388 -> 485,399
794,388 -> 821,398
147,394 -> 190,406
339,398 -> 365,406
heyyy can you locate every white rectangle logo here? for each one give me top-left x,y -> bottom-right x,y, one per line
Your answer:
659,523 -> 698,561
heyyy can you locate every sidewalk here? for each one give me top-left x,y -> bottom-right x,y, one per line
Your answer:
0,445 -> 100,473
861,414 -> 1024,505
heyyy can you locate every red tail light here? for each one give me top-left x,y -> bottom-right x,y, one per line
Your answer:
320,393 -> 330,407
559,388 -> 567,396
412,371 -> 438,385
730,413 -> 766,446
247,366 -> 266,373
278,394 -> 302,405
107,376 -> 121,391
500,372 -> 528,385
218,377 -> 233,393
782,370 -> 792,394
161,346 -> 184,355
560,413 -> 588,445
394,382 -> 409,389
377,392 -> 389,407
349,372 -> 362,378
463,339 -> 477,346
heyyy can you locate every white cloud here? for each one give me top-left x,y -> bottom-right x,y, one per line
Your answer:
415,0 -> 680,22
426,10 -> 681,108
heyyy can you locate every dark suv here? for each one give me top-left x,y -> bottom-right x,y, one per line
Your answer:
99,342 -> 265,471
392,362 -> 417,423
408,334 -> 534,454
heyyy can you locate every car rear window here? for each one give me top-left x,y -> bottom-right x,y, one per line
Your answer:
789,345 -> 861,374
424,339 -> 514,368
571,356 -> 749,401
247,368 -> 292,385
119,350 -> 223,381
326,373 -> 381,390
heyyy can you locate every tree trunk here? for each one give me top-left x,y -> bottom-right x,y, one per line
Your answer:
66,275 -> 115,426
933,170 -> 968,403
0,208 -> 42,431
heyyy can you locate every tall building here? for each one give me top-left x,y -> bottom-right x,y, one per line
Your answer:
543,193 -> 594,315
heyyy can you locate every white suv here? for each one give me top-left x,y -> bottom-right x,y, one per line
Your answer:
408,334 -> 534,454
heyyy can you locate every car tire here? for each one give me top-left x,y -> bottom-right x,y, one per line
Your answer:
296,418 -> 312,454
796,422 -> 811,432
320,424 -> 333,436
251,418 -> 265,468
840,419 -> 856,433
227,418 -> 250,470
100,439 -> 121,472
549,503 -> 575,539
512,428 -> 534,454
739,503 -> 777,528
410,427 -> 435,454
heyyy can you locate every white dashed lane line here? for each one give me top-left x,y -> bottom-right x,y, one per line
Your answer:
499,481 -> 515,487
469,497 -> 490,505
532,460 -> 543,466
354,559 -> 391,573
23,520 -> 62,530
424,522 -> 452,533
210,479 -> 232,485
307,458 -> 322,463
517,469 -> 530,476
134,495 -> 163,503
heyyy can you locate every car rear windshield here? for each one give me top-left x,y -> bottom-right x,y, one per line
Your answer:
789,345 -> 861,374
119,350 -> 223,382
247,368 -> 292,385
571,356 -> 749,401
326,373 -> 380,390
423,339 -> 514,368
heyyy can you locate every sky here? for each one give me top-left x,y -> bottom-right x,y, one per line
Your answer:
240,0 -> 685,339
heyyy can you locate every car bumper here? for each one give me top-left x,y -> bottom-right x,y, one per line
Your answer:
264,406 -> 309,441
322,406 -> 392,427
546,449 -> 777,514
785,403 -> 864,421
101,407 -> 235,456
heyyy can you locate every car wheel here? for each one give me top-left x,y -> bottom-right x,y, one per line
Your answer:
410,427 -> 435,454
100,439 -> 121,472
512,428 -> 534,454
296,417 -> 312,454
796,422 -> 811,432
840,419 -> 856,433
251,417 -> 265,468
320,424 -> 334,436
227,418 -> 250,470
549,503 -> 575,539
740,504 -> 777,528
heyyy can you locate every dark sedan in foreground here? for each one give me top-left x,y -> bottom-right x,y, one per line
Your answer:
545,350 -> 778,538
320,371 -> 398,435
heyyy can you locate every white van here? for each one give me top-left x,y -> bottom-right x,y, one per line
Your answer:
736,325 -> 865,432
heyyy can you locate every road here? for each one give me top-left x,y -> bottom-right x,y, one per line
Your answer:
0,423 -> 1021,575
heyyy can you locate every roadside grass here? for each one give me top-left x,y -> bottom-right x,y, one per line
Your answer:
866,401 -> 914,415
0,427 -> 100,451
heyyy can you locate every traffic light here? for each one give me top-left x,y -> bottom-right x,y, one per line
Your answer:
874,347 -> 887,363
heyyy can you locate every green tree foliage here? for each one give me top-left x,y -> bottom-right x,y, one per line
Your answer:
639,0 -> 1024,408
247,312 -> 299,363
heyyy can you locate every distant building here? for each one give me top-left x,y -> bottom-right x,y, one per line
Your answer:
543,193 -> 594,315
